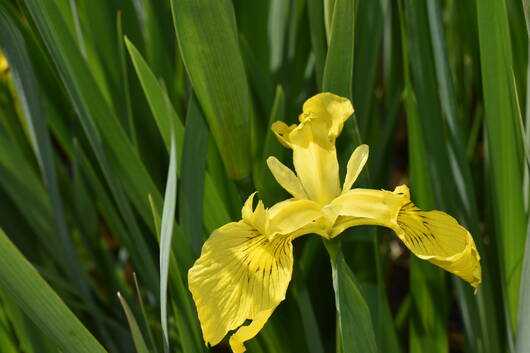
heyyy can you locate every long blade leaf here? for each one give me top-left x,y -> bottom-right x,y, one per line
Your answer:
0,228 -> 107,353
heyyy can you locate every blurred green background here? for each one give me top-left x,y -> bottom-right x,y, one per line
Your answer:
0,0 -> 528,352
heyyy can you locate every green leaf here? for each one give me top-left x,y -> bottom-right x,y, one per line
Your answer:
291,264 -> 325,353
125,37 -> 231,232
0,290 -> 56,353
426,2 -> 501,352
115,12 -> 136,146
325,240 -> 378,353
171,0 -> 252,179
268,0 -> 290,73
21,0 -> 160,291
0,3 -> 89,300
516,217 -> 530,352
117,293 -> 149,353
180,95 -> 208,255
124,37 -> 183,154
0,228 -> 107,353
159,129 -> 178,352
477,0 -> 527,328
399,3 -> 448,352
0,114 -> 61,267
255,85 -> 288,206
322,0 -> 355,97
307,0 -> 327,89
353,0 -> 384,136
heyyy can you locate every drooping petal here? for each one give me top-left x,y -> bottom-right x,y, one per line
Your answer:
342,144 -> 369,193
395,202 -> 482,288
325,186 -> 481,289
188,222 -> 294,349
271,121 -> 297,148
266,157 -> 308,200
289,118 -> 341,204
300,92 -> 354,139
229,309 -> 273,353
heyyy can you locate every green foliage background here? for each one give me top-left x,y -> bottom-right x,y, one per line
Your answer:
0,0 -> 528,352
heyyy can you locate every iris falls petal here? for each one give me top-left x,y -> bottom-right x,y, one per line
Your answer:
188,221 -> 294,350
188,195 -> 323,352
326,186 -> 481,288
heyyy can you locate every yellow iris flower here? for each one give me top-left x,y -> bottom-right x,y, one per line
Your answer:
188,92 -> 481,353
268,93 -> 481,287
0,52 -> 7,74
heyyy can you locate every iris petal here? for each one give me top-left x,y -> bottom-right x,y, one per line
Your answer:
300,92 -> 354,139
268,199 -> 324,238
325,186 -> 481,288
289,118 -> 341,204
229,309 -> 274,353
396,204 -> 481,288
266,157 -> 308,200
189,194 -> 325,351
342,144 -> 369,193
271,121 -> 296,148
188,221 -> 294,349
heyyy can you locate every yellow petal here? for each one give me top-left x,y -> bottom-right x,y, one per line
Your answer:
267,199 -> 324,238
241,193 -> 268,234
188,222 -> 294,348
229,309 -> 274,353
342,144 -> 369,193
300,92 -> 354,139
325,188 -> 407,237
326,186 -> 482,289
395,203 -> 482,288
0,52 -> 7,73
266,157 -> 308,200
271,121 -> 297,148
241,192 -> 257,224
289,118 -> 341,204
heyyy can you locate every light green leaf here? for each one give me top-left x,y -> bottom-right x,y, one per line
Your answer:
0,3 -> 89,299
160,129 -> 178,352
0,228 -> 107,353
516,214 -> 530,353
125,38 -> 231,232
117,293 -> 150,353
477,0 -> 527,328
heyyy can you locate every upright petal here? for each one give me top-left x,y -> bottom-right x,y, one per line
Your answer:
290,118 -> 341,204
266,157 -> 308,200
188,222 -> 294,350
300,92 -> 354,139
342,144 -> 369,193
241,193 -> 268,234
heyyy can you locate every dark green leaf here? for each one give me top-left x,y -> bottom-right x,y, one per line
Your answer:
171,0 -> 253,179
